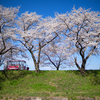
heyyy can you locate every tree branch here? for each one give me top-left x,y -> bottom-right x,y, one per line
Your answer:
85,46 -> 96,61
38,42 -> 41,64
75,57 -> 81,70
41,33 -> 58,48
45,53 -> 57,67
0,46 -> 16,55
0,37 -> 6,54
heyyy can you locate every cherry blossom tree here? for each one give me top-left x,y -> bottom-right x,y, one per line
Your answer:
56,7 -> 100,75
41,37 -> 72,70
17,12 -> 58,72
0,5 -> 20,66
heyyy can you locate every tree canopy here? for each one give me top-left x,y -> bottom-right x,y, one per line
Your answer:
0,5 -> 100,75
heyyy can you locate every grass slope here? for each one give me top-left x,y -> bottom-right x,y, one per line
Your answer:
0,70 -> 100,99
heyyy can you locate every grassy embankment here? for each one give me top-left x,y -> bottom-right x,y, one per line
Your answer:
0,70 -> 100,99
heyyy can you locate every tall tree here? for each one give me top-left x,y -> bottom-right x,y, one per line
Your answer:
17,13 -> 58,72
0,5 -> 20,66
41,38 -> 72,70
56,7 -> 100,75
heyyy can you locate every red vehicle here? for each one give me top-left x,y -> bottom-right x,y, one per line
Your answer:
4,60 -> 29,70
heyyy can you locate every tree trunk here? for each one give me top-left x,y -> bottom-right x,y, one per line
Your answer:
35,63 -> 39,73
57,67 -> 59,70
80,67 -> 85,76
30,50 -> 40,73
80,59 -> 86,76
75,57 -> 86,76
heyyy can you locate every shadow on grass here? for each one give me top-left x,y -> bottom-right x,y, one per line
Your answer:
0,76 -> 5,90
86,70 -> 100,86
0,70 -> 48,81
0,70 -> 50,90
67,70 -> 100,85
0,71 -> 7,90
68,70 -> 100,76
0,70 -> 33,90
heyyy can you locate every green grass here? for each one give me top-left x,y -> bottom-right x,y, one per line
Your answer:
0,70 -> 100,99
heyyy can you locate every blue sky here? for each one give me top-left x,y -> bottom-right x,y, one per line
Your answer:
1,0 -> 100,18
0,0 -> 100,70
